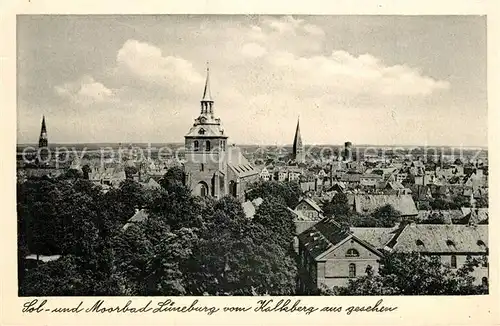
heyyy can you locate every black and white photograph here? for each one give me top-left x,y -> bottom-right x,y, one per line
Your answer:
15,14 -> 489,297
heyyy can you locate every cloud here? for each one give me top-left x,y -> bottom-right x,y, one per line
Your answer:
54,75 -> 115,105
242,16 -> 448,99
263,16 -> 305,34
241,42 -> 267,58
259,50 -> 450,98
116,39 -> 203,92
303,23 -> 325,36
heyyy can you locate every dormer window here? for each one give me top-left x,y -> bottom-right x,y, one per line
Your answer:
446,239 -> 456,248
477,240 -> 486,247
198,128 -> 205,135
416,239 -> 425,247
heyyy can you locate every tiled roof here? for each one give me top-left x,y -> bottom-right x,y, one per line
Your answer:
185,124 -> 227,138
389,224 -> 488,253
123,209 -> 149,230
299,197 -> 323,213
361,173 -> 383,179
226,147 -> 259,178
341,173 -> 361,182
142,178 -> 162,190
298,218 -> 346,259
298,217 -> 384,261
417,210 -> 463,223
386,181 -> 405,190
128,209 -> 149,223
294,220 -> 320,235
354,194 -> 418,216
351,227 -> 399,249
460,208 -> 488,224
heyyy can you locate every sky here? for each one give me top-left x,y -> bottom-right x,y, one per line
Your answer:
17,15 -> 487,146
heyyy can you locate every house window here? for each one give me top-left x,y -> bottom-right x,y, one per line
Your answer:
194,141 -> 199,151
346,249 -> 360,258
200,163 -> 204,172
205,140 -> 211,151
450,255 -> 457,269
348,263 -> 356,278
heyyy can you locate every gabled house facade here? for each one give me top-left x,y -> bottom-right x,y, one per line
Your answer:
297,218 -> 384,292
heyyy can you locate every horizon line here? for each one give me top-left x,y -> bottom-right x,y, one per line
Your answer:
16,142 -> 489,149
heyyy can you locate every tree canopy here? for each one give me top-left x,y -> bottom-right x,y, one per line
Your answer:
18,176 -> 298,296
323,192 -> 350,218
246,180 -> 302,208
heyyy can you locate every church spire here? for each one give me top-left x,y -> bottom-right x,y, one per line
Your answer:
202,62 -> 212,101
293,117 -> 302,147
40,115 -> 47,136
292,116 -> 305,163
39,115 -> 47,144
38,115 -> 49,164
200,62 -> 214,115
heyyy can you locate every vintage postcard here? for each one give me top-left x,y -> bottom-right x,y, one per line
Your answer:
1,1 -> 498,325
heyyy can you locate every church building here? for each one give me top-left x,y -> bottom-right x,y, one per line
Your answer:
183,65 -> 259,200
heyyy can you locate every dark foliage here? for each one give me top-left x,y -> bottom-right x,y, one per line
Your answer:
246,180 -> 302,208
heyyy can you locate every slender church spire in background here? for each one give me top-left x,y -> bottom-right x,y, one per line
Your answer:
38,115 -> 49,164
292,116 -> 305,163
39,115 -> 48,148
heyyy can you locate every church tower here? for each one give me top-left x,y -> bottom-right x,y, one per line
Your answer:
38,115 -> 49,164
292,117 -> 305,163
184,64 -> 228,198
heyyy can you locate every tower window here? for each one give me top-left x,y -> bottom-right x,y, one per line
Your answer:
194,141 -> 199,151
348,263 -> 356,278
205,140 -> 211,151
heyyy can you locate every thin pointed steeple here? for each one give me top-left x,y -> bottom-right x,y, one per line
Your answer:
293,117 -> 302,147
38,115 -> 48,158
200,62 -> 215,116
292,116 -> 305,163
202,61 -> 213,102
40,115 -> 47,136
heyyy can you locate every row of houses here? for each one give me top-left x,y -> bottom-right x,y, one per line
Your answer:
297,218 -> 488,292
